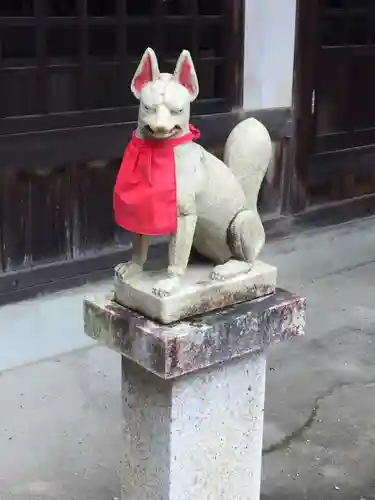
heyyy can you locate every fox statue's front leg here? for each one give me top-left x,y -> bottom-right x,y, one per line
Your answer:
152,214 -> 197,297
115,233 -> 149,280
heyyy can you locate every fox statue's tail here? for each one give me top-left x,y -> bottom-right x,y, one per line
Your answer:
223,117 -> 272,211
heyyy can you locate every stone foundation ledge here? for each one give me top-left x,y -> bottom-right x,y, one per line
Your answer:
84,288 -> 306,379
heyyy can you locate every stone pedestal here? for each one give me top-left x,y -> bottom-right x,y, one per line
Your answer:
121,353 -> 266,500
84,289 -> 306,500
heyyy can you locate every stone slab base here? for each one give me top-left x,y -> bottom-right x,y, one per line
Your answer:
113,260 -> 277,324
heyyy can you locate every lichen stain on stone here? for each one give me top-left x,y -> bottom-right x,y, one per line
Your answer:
180,284 -> 275,321
83,304 -> 102,341
168,337 -> 179,370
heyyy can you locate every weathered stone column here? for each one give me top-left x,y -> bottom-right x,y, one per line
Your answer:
84,289 -> 305,500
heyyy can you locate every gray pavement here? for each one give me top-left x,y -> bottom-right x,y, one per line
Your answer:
2,216 -> 375,499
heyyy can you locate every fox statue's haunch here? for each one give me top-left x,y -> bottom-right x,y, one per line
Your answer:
114,48 -> 272,297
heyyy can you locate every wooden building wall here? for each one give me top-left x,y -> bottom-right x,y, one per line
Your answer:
5,0 -> 374,302
0,0 -> 247,303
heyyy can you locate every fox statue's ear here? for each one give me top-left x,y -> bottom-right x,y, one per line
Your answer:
174,50 -> 199,101
131,47 -> 160,99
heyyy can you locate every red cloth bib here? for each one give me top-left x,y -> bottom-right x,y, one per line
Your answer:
114,125 -> 200,236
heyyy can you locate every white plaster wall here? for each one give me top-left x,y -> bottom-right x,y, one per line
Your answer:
243,0 -> 297,110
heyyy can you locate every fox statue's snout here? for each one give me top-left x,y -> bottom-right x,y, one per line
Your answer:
131,48 -> 199,140
142,100 -> 183,139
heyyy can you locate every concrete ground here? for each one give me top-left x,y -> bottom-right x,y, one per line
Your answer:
2,216 -> 375,499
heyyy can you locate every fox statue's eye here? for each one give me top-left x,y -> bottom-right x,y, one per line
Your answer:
171,109 -> 183,115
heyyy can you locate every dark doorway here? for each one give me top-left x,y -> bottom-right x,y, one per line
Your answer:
291,0 -> 375,211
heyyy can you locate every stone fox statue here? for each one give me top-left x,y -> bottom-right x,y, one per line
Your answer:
114,48 -> 272,297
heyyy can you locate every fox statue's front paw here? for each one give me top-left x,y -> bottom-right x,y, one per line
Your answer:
211,260 -> 253,281
152,276 -> 181,298
115,262 -> 143,282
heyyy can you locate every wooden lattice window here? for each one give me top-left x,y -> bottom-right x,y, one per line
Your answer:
320,0 -> 375,47
0,0 -> 241,135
